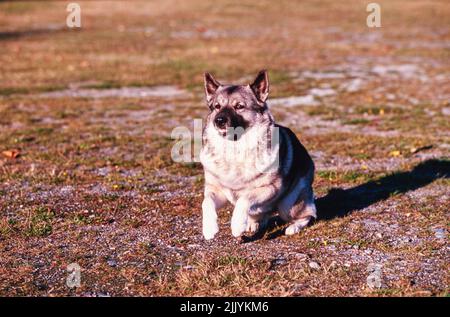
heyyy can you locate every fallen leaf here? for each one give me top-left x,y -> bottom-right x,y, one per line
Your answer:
389,150 -> 401,157
2,149 -> 20,159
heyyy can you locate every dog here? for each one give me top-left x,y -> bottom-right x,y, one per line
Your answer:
199,70 -> 316,240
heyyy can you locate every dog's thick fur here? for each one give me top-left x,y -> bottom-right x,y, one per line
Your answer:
200,70 -> 316,239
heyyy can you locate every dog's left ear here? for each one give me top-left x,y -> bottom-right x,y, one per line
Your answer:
250,70 -> 269,103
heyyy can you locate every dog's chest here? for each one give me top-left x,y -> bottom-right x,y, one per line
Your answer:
200,125 -> 278,190
202,144 -> 262,184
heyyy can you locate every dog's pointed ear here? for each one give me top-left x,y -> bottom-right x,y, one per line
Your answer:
204,72 -> 221,102
250,70 -> 269,103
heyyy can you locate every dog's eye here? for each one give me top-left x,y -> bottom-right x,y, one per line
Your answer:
214,103 -> 221,110
235,103 -> 244,110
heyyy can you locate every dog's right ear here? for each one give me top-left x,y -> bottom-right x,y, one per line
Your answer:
204,72 -> 221,103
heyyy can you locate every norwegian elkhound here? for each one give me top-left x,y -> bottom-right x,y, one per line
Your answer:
199,70 -> 316,240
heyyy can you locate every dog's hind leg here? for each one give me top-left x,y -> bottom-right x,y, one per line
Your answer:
279,184 -> 316,236
285,210 -> 315,235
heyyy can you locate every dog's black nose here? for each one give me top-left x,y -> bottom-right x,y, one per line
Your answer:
214,115 -> 228,128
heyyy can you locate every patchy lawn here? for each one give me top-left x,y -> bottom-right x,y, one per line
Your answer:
0,0 -> 449,296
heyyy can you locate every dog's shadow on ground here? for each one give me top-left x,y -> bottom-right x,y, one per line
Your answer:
242,159 -> 449,243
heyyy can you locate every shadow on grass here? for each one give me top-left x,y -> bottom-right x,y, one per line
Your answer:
243,159 -> 449,242
316,159 -> 449,220
0,27 -> 72,41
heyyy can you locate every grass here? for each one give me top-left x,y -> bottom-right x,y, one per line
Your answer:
0,85 -> 67,96
344,118 -> 370,125
317,170 -> 374,183
25,207 -> 54,237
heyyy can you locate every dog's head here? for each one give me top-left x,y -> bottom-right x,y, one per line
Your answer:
203,70 -> 272,140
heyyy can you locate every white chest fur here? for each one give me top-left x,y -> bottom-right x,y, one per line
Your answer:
200,124 -> 280,190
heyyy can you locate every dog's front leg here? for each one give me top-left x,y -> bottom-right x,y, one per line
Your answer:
231,185 -> 279,237
231,198 -> 250,237
202,190 -> 226,240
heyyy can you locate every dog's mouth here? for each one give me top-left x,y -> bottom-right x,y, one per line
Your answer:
216,126 -> 245,141
217,128 -> 227,137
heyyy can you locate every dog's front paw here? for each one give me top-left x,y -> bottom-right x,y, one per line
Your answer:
246,221 -> 259,233
231,218 -> 247,237
203,222 -> 219,240
246,216 -> 268,233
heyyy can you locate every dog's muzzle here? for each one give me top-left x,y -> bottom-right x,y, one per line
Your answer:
214,115 -> 228,129
213,108 -> 249,140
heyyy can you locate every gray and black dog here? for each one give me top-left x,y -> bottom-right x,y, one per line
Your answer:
200,70 -> 316,240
